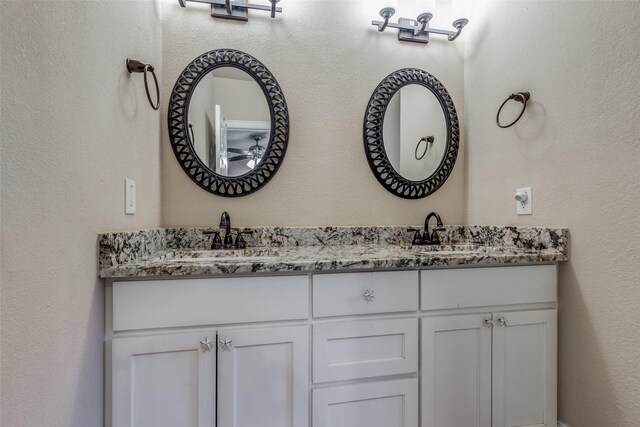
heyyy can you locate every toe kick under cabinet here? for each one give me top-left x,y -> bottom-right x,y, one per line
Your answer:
106,264 -> 558,427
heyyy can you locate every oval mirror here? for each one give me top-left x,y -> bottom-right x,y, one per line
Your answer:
363,68 -> 459,199
168,49 -> 289,197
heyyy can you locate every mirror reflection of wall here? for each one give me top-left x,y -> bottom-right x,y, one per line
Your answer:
383,85 -> 447,182
187,67 -> 271,177
189,72 -> 215,168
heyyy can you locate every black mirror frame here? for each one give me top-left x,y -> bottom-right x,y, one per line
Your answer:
363,68 -> 459,199
168,49 -> 289,197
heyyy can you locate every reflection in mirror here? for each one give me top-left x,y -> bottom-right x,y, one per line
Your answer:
187,67 -> 270,177
382,85 -> 447,182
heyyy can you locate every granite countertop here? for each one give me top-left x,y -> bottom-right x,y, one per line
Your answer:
98,225 -> 568,279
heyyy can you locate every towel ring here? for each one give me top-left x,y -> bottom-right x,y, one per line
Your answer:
496,91 -> 530,128
415,136 -> 434,160
126,58 -> 160,111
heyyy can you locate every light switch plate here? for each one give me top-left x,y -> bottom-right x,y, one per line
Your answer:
125,179 -> 136,215
516,187 -> 532,215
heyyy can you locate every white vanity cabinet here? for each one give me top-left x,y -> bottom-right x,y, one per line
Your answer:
420,266 -> 558,427
421,310 -> 557,427
310,271 -> 420,427
106,264 -> 558,427
110,324 -> 309,427
107,275 -> 310,427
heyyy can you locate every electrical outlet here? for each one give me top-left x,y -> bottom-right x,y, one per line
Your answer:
125,179 -> 136,215
515,187 -> 532,215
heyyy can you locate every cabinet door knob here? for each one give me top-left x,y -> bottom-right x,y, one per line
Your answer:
484,318 -> 494,328
200,337 -> 214,352
218,337 -> 233,350
497,316 -> 508,327
363,289 -> 375,302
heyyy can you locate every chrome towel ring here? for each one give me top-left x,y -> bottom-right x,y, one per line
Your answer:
496,91 -> 530,128
126,58 -> 160,111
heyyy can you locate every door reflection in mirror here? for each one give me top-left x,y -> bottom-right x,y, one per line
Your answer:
382,85 -> 447,182
188,67 -> 270,177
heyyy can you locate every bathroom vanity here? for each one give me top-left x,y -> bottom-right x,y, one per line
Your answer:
100,225 -> 567,427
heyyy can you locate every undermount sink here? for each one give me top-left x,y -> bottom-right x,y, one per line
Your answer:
161,247 -> 285,262
156,244 -> 494,263
412,244 -> 483,251
407,243 -> 487,255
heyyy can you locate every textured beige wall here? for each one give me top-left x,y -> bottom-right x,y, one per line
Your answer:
161,0 -> 466,227
4,2 -> 637,426
464,1 -> 640,425
0,1 -> 162,426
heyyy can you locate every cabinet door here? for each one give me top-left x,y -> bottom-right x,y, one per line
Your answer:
421,314 -> 492,427
492,309 -> 557,427
111,331 -> 216,427
313,379 -> 418,427
217,325 -> 309,427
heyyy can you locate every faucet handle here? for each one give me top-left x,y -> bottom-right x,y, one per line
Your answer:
407,228 -> 423,245
233,230 -> 253,249
430,227 -> 446,245
203,230 -> 224,250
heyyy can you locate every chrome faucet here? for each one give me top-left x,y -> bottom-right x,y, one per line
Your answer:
220,211 -> 233,248
423,212 -> 445,245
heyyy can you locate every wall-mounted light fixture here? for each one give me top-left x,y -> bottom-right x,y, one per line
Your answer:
372,7 -> 468,44
178,0 -> 282,21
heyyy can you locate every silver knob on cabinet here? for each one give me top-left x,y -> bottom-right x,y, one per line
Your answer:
218,337 -> 233,351
363,289 -> 375,302
497,316 -> 508,327
200,337 -> 214,352
484,318 -> 494,328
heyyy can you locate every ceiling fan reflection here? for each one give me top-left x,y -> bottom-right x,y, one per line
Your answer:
228,135 -> 266,168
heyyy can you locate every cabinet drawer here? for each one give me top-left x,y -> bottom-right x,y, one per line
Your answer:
421,265 -> 557,311
112,275 -> 308,331
313,318 -> 418,383
313,379 -> 418,427
313,271 -> 418,318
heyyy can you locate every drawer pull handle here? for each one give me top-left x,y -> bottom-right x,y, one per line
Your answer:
497,316 -> 508,327
484,318 -> 494,328
218,337 -> 233,351
363,289 -> 375,303
200,337 -> 214,352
